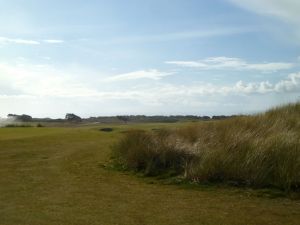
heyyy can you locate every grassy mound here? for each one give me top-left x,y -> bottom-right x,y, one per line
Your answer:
112,102 -> 300,191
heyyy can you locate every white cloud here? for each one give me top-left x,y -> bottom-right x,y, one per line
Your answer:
275,72 -> 300,92
228,0 -> 300,42
0,63 -> 300,101
201,73 -> 300,95
0,63 -> 96,98
106,69 -> 175,81
100,27 -> 256,45
0,37 -> 65,45
43,39 -> 64,44
166,61 -> 207,68
93,73 -> 300,104
0,37 -> 40,45
228,0 -> 300,25
169,73 -> 299,96
0,60 -> 300,116
166,57 -> 294,72
0,61 -> 299,114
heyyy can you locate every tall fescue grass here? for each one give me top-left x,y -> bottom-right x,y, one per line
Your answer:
112,103 -> 300,191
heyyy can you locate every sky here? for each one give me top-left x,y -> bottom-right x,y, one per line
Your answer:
0,0 -> 300,118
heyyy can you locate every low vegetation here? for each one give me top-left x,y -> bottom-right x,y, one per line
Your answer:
3,123 -> 44,128
100,127 -> 114,132
4,124 -> 33,128
1,122 -> 300,224
113,102 -> 300,192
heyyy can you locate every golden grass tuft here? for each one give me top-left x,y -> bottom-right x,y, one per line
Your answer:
113,102 -> 300,191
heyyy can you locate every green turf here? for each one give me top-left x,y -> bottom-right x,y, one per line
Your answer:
0,125 -> 300,225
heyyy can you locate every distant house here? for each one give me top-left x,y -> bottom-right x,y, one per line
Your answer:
65,113 -> 82,122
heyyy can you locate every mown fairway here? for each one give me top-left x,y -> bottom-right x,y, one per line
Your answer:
0,125 -> 300,225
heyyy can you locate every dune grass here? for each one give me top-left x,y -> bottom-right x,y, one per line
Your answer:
113,103 -> 300,192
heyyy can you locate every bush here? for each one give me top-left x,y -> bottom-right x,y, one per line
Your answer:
4,124 -> 32,128
100,128 -> 113,132
112,129 -> 192,176
112,102 -> 300,191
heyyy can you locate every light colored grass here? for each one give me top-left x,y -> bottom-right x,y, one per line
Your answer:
114,103 -> 300,191
0,124 -> 300,225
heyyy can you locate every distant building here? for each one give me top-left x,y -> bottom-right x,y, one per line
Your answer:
65,113 -> 82,122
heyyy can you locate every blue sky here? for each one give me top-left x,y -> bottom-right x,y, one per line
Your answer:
0,0 -> 300,118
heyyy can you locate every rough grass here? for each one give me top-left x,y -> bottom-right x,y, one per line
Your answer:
113,102 -> 300,192
1,124 -> 300,224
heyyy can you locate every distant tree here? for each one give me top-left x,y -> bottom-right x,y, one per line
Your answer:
65,113 -> 82,122
201,116 -> 211,120
117,116 -> 129,123
212,115 -> 227,120
7,114 -> 32,122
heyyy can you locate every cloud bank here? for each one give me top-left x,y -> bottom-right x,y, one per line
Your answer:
0,37 -> 40,45
0,60 -> 299,117
228,0 -> 300,42
166,57 -> 294,72
0,62 -> 299,100
0,37 -> 65,45
107,70 -> 175,81
100,26 -> 257,45
228,0 -> 300,25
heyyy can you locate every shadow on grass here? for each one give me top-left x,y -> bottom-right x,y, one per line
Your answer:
100,160 -> 300,200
